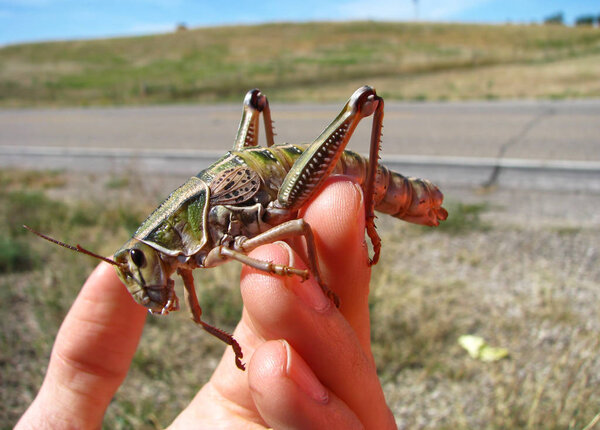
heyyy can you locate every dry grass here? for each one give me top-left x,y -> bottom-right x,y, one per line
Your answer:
1,169 -> 599,429
1,21 -> 600,106
374,219 -> 600,429
300,52 -> 600,102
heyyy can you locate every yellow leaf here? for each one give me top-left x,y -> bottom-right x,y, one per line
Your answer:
458,335 -> 509,362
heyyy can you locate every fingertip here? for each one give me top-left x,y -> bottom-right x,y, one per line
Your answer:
240,244 -> 291,313
293,177 -> 373,350
282,340 -> 329,404
248,340 -> 362,429
55,262 -> 147,374
80,262 -> 146,314
241,243 -> 292,280
249,340 -> 327,404
301,176 -> 366,251
248,340 -> 287,396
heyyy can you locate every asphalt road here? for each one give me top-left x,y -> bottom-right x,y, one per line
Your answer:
2,99 -> 600,159
1,100 -> 599,191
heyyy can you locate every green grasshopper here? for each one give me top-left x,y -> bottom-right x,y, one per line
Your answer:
28,86 -> 447,371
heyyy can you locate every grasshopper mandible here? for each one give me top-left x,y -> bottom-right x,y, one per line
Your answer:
28,86 -> 447,371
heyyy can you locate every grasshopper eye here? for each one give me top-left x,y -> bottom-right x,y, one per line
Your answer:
130,248 -> 146,268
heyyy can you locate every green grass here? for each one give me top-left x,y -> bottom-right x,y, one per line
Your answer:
1,169 -> 599,429
0,236 -> 36,273
105,176 -> 130,190
436,202 -> 491,235
0,172 -> 70,273
1,21 -> 600,106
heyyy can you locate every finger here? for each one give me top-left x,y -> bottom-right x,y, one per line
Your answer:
16,262 -> 147,429
172,178 -> 378,425
189,178 -> 371,413
169,309 -> 267,428
249,340 -> 362,429
168,380 -> 265,429
201,238 -> 333,418
176,237 -> 362,427
299,176 -> 372,352
241,244 -> 395,429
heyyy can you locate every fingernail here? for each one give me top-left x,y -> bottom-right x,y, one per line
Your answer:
352,181 -> 365,209
281,340 -> 329,404
275,241 -> 330,312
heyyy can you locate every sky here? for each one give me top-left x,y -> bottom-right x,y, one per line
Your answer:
0,0 -> 598,46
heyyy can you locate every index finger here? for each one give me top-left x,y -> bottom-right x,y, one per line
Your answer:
299,176 -> 372,349
204,177 -> 374,412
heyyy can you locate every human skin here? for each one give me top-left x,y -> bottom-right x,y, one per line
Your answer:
16,177 -> 396,429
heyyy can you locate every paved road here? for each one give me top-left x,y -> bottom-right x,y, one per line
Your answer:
1,100 -> 599,191
2,99 -> 600,160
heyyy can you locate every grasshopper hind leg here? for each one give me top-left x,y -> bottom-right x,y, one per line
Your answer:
232,89 -> 275,150
364,95 -> 384,266
276,85 -> 384,266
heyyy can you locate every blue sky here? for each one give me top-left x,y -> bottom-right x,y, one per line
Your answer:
0,0 -> 598,46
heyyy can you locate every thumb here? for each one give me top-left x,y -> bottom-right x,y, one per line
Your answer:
16,262 -> 147,429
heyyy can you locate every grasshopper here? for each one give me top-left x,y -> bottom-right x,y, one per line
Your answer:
28,86 -> 447,371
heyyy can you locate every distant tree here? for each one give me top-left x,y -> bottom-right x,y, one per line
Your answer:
176,23 -> 188,32
544,12 -> 564,25
575,15 -> 594,26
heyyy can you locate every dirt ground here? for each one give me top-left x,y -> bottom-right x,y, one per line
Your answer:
68,173 -> 600,427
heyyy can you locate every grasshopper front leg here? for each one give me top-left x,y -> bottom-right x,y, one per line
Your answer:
177,268 -> 245,370
232,88 -> 275,150
277,86 -> 384,265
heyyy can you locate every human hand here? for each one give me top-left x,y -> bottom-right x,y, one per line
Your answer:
16,177 -> 396,429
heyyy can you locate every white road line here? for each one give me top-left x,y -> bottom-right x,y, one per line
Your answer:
2,145 -> 599,192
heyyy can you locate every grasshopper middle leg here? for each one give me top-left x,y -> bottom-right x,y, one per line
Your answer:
234,219 -> 340,308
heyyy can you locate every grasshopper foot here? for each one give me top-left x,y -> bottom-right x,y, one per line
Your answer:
272,263 -> 310,281
231,338 -> 246,371
366,215 -> 381,267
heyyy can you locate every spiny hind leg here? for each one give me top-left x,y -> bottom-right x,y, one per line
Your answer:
232,89 -> 275,150
363,94 -> 384,266
275,85 -> 384,266
276,86 -> 382,213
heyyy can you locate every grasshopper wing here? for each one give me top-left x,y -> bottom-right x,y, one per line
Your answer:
209,167 -> 261,205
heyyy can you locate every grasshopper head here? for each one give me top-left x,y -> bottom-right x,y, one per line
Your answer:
23,225 -> 179,314
114,240 -> 178,314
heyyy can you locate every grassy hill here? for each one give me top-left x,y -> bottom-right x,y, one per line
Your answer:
1,21 -> 600,106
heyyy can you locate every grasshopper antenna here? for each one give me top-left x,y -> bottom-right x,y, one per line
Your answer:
23,225 -> 124,268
